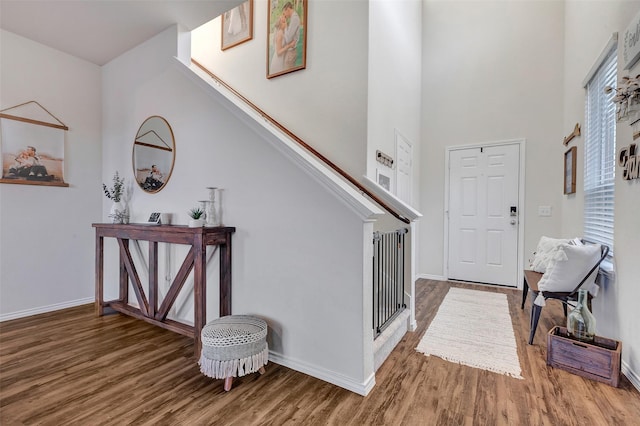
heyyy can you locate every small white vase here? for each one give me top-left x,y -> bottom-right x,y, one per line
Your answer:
188,218 -> 205,228
110,201 -> 125,224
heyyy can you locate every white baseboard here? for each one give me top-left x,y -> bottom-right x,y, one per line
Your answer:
417,273 -> 446,281
268,350 -> 375,396
622,360 -> 640,392
409,319 -> 418,332
0,298 -> 93,322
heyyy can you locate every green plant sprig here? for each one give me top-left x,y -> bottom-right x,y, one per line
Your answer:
188,207 -> 205,219
103,171 -> 124,202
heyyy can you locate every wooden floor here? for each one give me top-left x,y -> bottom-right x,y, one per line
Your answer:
2,279 -> 640,425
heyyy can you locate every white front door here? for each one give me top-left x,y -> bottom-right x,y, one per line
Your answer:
447,143 -> 520,287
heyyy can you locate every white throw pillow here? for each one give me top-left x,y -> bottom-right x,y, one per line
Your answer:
538,243 -> 602,293
530,236 -> 571,273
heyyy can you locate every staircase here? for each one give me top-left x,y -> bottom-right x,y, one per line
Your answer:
165,46 -> 422,392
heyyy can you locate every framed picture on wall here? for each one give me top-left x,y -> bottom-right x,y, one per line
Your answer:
0,101 -> 69,187
267,0 -> 307,79
221,0 -> 253,51
564,146 -> 577,195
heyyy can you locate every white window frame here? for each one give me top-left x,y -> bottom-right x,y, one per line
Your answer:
582,35 -> 617,258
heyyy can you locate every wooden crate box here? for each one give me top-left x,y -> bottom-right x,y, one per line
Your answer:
547,326 -> 621,387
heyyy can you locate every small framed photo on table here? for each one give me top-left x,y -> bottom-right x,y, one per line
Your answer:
564,146 -> 577,195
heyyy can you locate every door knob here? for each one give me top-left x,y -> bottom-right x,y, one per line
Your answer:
510,219 -> 517,225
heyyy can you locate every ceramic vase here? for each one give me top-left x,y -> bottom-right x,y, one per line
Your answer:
110,201 -> 126,224
188,218 -> 205,228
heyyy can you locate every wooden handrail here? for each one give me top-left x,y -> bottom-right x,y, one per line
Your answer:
191,59 -> 410,225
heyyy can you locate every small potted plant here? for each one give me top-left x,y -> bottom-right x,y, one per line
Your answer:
188,207 -> 205,227
103,171 -> 127,223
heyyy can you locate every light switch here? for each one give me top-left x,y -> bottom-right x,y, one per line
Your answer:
538,206 -> 552,217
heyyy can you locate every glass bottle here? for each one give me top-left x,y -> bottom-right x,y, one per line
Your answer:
566,289 -> 596,342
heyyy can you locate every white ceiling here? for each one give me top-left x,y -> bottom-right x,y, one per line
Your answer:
0,0 -> 244,66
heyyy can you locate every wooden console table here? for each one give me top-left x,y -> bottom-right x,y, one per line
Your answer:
93,223 -> 235,357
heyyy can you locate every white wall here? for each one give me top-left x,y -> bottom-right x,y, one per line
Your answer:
419,1 -> 565,279
562,0 -> 640,387
367,0 -> 422,209
0,30 -> 102,319
191,0 -> 369,178
101,26 -> 376,394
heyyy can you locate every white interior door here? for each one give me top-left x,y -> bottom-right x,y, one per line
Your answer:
395,131 -> 413,204
447,144 -> 520,286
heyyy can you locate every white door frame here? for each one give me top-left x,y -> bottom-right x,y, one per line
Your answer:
443,138 -> 526,289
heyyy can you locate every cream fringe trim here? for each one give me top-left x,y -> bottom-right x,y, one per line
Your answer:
199,345 -> 269,379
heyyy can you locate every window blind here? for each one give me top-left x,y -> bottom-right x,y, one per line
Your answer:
584,47 -> 617,253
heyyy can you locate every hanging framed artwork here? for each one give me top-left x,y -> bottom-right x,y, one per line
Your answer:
623,9 -> 640,70
0,101 -> 69,187
267,0 -> 307,79
564,146 -> 577,195
221,0 -> 253,51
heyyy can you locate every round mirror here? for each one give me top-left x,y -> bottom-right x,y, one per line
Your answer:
132,116 -> 175,193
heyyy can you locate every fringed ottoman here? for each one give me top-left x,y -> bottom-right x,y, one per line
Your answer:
198,315 -> 268,391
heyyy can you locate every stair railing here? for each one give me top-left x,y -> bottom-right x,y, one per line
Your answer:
373,228 -> 408,337
191,59 -> 409,224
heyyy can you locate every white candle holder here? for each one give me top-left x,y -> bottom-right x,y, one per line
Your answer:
206,187 -> 218,226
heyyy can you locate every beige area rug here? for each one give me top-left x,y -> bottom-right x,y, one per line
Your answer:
416,287 -> 523,379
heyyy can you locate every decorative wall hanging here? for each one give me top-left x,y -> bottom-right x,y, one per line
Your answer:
221,0 -> 253,51
132,116 -> 175,193
0,101 -> 69,187
618,143 -> 640,181
563,123 -> 581,146
564,146 -> 577,195
267,0 -> 307,79
623,9 -> 640,70
606,75 -> 640,121
632,117 -> 640,140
